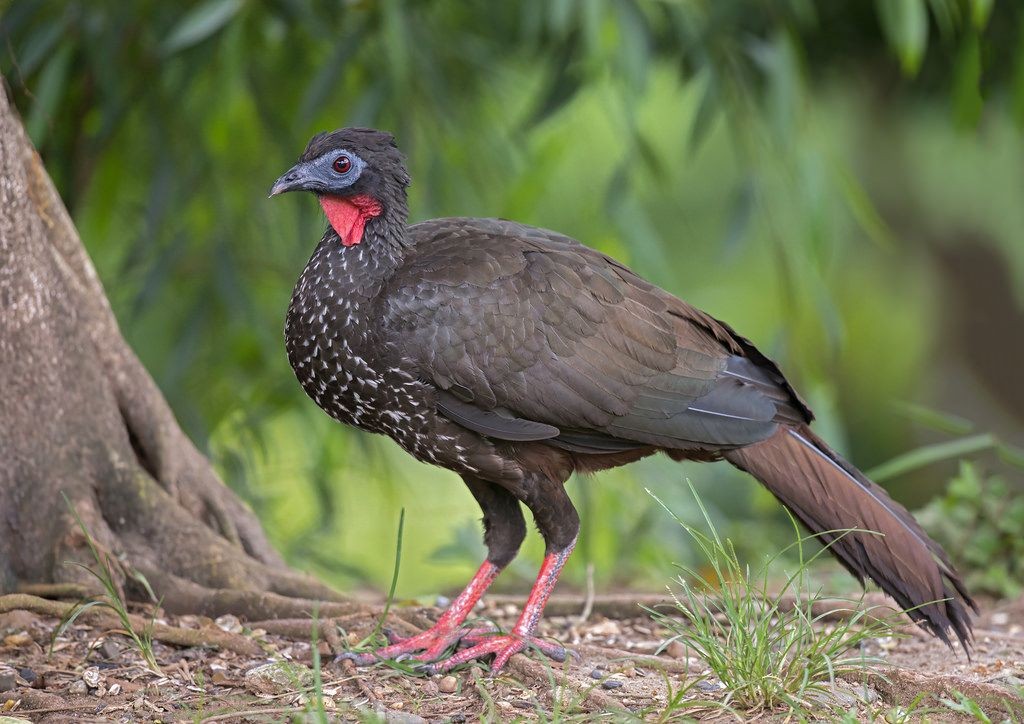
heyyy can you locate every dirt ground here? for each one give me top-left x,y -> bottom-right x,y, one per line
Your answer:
1,590 -> 1022,722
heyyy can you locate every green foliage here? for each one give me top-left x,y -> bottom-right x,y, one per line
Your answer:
2,1 -> 1023,594
917,462 -> 1024,598
647,483 -> 899,716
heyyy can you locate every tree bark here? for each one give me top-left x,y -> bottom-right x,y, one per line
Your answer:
0,79 -> 341,611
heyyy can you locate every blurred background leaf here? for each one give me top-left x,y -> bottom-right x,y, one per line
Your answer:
2,0 -> 1022,598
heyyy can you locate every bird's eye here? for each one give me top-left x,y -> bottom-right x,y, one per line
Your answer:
332,155 -> 352,174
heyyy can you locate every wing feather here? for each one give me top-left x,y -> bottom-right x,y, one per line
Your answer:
385,218 -> 810,447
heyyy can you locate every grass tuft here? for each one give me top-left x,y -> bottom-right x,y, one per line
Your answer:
341,508 -> 414,669
56,493 -> 162,674
646,481 -> 903,715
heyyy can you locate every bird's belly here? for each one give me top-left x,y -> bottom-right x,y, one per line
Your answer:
286,332 -> 503,477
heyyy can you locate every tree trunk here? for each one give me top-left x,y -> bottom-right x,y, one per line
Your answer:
0,79 -> 342,613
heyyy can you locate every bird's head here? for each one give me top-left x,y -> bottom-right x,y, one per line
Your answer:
270,128 -> 410,247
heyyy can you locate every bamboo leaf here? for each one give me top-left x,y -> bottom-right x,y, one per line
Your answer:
1014,14 -> 1024,129
867,434 -> 997,482
162,0 -> 243,56
951,32 -> 983,129
891,401 -> 974,436
25,42 -> 72,145
969,0 -> 994,30
876,0 -> 929,76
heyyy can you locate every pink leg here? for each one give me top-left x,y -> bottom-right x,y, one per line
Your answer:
420,537 -> 577,674
340,559 -> 502,665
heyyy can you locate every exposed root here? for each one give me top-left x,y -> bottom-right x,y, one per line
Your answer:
0,593 -> 261,656
15,582 -> 91,599
390,607 -> 439,632
139,570 -> 362,621
248,617 -> 351,653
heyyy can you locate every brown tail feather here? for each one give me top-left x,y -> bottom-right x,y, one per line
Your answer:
724,424 -> 975,649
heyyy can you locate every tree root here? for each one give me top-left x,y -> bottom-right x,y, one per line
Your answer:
15,583 -> 92,599
0,593 -> 261,656
247,617 -> 355,653
137,569 -> 365,621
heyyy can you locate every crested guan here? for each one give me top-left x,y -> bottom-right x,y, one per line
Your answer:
270,128 -> 974,673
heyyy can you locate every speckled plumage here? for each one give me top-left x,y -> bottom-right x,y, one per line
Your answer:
276,128 -> 973,671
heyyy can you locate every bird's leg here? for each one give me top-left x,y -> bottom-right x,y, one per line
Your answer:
422,475 -> 581,674
340,559 -> 503,664
423,537 -> 577,673
340,477 -> 526,665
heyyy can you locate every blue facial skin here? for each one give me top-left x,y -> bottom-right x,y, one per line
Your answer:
269,150 -> 366,197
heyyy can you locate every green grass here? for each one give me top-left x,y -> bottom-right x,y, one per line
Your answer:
304,604 -> 330,723
339,508 -> 424,673
55,494 -> 162,674
646,481 -> 903,717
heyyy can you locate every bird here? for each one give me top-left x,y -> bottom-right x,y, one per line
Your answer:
270,127 -> 974,674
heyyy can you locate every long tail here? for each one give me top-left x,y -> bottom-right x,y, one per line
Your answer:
724,424 -> 975,649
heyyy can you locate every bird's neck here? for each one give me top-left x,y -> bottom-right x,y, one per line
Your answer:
305,199 -> 409,304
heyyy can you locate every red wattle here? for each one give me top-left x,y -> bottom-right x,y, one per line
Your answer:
319,194 -> 383,247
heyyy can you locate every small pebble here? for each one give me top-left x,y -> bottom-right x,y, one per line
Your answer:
0,666 -> 16,693
82,667 -> 102,689
435,595 -> 451,608
68,680 -> 88,695
602,679 -> 624,690
696,679 -> 723,692
665,640 -> 686,659
437,675 -> 458,694
99,639 -> 121,660
589,668 -> 604,679
1,633 -> 31,648
991,612 -> 1010,627
214,614 -> 243,634
108,683 -> 122,696
589,620 -> 621,637
245,662 -> 312,695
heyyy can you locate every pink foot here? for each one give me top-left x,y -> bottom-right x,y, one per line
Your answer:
417,632 -> 573,674
339,560 -> 504,666
338,623 -> 496,665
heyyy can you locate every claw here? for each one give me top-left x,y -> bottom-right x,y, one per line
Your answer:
334,651 -> 377,666
383,627 -> 405,645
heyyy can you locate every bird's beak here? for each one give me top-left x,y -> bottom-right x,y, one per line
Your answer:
269,162 -> 311,198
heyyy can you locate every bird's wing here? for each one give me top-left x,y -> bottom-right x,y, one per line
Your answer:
385,218 -> 810,450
